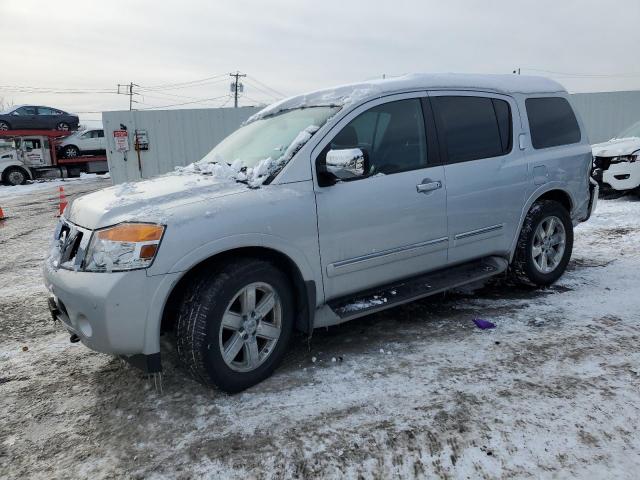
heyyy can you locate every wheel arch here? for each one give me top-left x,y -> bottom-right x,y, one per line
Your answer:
1,164 -> 33,184
159,246 -> 316,340
509,186 -> 574,262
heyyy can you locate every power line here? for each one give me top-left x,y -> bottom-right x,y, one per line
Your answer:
521,68 -> 640,78
138,74 -> 228,91
246,76 -> 288,98
137,94 -> 230,110
243,78 -> 283,100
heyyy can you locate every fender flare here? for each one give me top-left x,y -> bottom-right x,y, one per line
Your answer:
508,183 -> 575,262
0,161 -> 33,182
142,233 -> 321,355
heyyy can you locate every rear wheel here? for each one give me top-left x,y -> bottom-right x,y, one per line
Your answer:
175,258 -> 294,393
512,200 -> 573,286
56,122 -> 70,131
0,121 -> 10,130
2,167 -> 28,186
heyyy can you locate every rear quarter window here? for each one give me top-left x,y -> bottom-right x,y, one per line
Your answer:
526,97 -> 581,149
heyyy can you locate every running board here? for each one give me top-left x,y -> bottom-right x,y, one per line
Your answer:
315,256 -> 508,328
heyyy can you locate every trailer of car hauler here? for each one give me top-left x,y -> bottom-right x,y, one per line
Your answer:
0,130 -> 108,185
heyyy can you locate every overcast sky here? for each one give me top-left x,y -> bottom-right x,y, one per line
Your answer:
2,0 -> 639,126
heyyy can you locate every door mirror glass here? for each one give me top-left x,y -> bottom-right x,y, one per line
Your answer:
325,148 -> 368,179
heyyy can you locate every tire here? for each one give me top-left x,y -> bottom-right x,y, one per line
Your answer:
56,122 -> 70,131
62,145 -> 80,158
0,121 -> 10,131
2,167 -> 28,186
175,258 -> 294,393
511,200 -> 573,286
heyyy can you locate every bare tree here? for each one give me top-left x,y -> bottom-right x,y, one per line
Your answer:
0,97 -> 15,111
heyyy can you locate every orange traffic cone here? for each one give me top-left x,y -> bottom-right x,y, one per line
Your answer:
58,186 -> 68,217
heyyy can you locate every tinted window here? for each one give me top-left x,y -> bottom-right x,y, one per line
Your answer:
526,97 -> 580,149
432,96 -> 511,163
328,99 -> 427,175
15,106 -> 37,115
97,130 -> 104,138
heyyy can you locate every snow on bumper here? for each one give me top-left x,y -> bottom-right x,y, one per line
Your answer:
43,266 -> 169,356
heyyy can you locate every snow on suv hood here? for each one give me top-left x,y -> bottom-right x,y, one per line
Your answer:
592,137 -> 640,157
66,173 -> 247,230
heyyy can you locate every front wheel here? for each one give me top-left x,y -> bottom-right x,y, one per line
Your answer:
175,258 -> 294,393
0,121 -> 10,130
511,200 -> 573,286
56,122 -> 70,131
2,167 -> 28,186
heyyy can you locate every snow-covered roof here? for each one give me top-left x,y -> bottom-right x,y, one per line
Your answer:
247,73 -> 566,123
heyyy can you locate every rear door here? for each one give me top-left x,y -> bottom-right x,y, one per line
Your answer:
429,92 -> 528,264
36,107 -> 63,129
313,93 -> 448,300
95,129 -> 106,150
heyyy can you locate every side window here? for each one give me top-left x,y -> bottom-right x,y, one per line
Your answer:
97,130 -> 104,138
431,96 -> 511,163
526,97 -> 581,149
37,107 -> 54,115
327,98 -> 427,175
15,106 -> 37,115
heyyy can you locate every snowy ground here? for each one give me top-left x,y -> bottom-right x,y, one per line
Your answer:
1,179 -> 639,479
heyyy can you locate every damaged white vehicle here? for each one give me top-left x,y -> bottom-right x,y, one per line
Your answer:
592,121 -> 640,195
44,74 -> 596,393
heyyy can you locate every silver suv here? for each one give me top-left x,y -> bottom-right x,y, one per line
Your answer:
45,74 -> 597,392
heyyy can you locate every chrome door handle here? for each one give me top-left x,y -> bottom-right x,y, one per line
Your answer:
416,180 -> 442,193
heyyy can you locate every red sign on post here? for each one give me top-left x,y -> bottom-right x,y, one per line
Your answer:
113,130 -> 129,152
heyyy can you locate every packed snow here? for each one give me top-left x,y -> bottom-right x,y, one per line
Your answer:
1,179 -> 639,479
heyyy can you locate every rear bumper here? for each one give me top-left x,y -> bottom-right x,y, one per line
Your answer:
583,178 -> 598,222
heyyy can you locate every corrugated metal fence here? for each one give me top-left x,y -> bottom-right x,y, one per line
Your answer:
103,107 -> 258,184
103,91 -> 640,184
570,90 -> 640,144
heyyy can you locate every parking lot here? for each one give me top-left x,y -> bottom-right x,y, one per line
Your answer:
1,178 -> 639,479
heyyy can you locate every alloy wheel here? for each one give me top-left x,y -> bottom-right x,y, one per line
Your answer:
532,215 -> 566,274
219,282 -> 282,372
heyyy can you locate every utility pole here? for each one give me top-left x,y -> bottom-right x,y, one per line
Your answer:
117,82 -> 139,110
229,71 -> 246,108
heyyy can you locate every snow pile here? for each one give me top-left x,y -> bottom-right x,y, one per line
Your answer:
178,125 -> 320,188
245,85 -> 378,125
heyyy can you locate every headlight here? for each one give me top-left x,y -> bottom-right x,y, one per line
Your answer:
84,222 -> 165,272
610,151 -> 639,163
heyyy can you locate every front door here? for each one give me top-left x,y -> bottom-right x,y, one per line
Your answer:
314,95 -> 448,300
429,92 -> 528,264
11,106 -> 38,129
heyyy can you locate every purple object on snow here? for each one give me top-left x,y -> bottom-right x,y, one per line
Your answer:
473,318 -> 496,330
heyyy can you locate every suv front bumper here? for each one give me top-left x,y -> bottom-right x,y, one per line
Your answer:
44,264 -> 169,356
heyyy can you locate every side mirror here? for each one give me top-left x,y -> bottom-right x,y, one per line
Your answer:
324,148 -> 368,180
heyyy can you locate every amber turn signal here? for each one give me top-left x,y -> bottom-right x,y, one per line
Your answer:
96,223 -> 164,242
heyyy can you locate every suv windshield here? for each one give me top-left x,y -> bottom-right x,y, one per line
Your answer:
616,121 -> 640,139
199,106 -> 339,169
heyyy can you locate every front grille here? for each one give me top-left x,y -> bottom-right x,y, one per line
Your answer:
593,156 -> 612,171
55,220 -> 92,270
